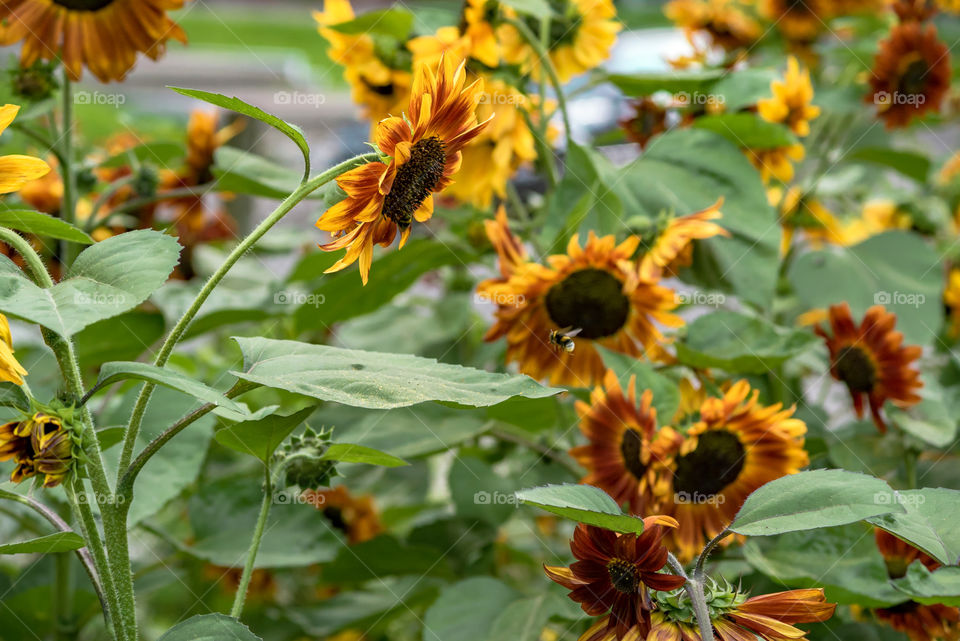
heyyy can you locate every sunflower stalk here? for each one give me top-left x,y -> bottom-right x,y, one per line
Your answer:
230,466 -> 274,619
59,68 -> 80,266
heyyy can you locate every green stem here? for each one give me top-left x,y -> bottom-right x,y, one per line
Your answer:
0,227 -> 51,285
98,183 -> 216,223
116,152 -> 379,480
694,529 -> 731,581
230,467 -> 273,619
505,17 -> 573,136
687,577 -> 716,641
60,68 -> 79,266
11,123 -> 67,166
55,553 -> 76,640
520,108 -> 558,188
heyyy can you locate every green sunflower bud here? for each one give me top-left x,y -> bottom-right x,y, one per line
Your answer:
274,426 -> 338,490
8,58 -> 59,101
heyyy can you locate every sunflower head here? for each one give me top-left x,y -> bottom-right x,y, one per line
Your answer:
815,303 -> 922,432
760,0 -> 830,42
664,0 -> 762,52
1,408 -> 77,488
745,143 -> 805,184
638,198 -> 728,280
305,485 -> 383,544
758,56 -> 821,137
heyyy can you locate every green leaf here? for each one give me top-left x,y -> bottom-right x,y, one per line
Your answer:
887,385 -> 958,448
675,311 -> 817,374
692,114 -> 797,149
450,456 -> 518,526
157,614 -> 262,641
868,488 -> 960,566
892,564 -> 960,607
326,8 -> 413,38
74,311 -> 165,371
232,337 -> 561,410
214,406 -> 316,463
708,68 -> 778,112
87,361 -> 247,413
170,87 -> 310,179
604,69 -> 726,96
0,209 -> 92,244
293,238 -> 467,331
788,231 -> 942,346
847,147 -> 931,183
0,230 -> 180,337
0,532 -> 85,555
423,577 -> 519,641
499,0 -> 554,18
487,594 -> 572,641
730,469 -> 904,536
320,443 -> 408,467
517,483 -> 647,534
213,147 -> 318,200
96,426 -> 125,451
0,382 -> 29,410
595,346 -> 680,422
320,535 -> 453,583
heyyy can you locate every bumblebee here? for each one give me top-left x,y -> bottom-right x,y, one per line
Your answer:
548,327 -> 581,354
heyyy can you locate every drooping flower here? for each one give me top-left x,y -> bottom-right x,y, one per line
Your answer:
815,303 -> 922,432
544,519 -> 686,641
478,207 -> 682,387
315,56 -> 490,284
501,0 -> 621,83
570,370 -> 683,513
0,411 -> 75,488
866,22 -> 951,129
0,314 -> 28,386
652,380 -> 808,561
0,0 -> 188,82
639,199 -> 728,280
758,57 -> 821,137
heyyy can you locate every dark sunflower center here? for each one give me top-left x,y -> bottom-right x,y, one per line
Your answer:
883,600 -> 920,615
835,345 -> 876,393
323,507 -> 348,533
785,0 -> 813,13
620,429 -> 648,481
545,269 -> 630,340
382,136 -> 446,229
52,0 -> 114,10
606,558 -> 640,594
673,430 -> 746,498
523,0 -> 580,49
362,77 -> 396,97
898,59 -> 929,97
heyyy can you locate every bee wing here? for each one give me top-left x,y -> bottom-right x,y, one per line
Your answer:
566,327 -> 583,338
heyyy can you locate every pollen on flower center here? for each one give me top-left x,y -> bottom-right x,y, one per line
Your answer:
53,0 -> 115,10
382,136 -> 447,229
673,430 -> 746,498
606,558 -> 640,594
835,345 -> 876,393
545,268 -> 630,339
620,428 -> 648,481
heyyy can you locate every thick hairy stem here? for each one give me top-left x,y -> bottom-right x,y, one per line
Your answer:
230,467 -> 273,618
686,577 -> 716,641
694,529 -> 731,582
60,69 -> 79,265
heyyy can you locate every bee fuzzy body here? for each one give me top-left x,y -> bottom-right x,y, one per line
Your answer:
548,328 -> 581,354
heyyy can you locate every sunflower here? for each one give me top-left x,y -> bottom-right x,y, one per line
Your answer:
935,0 -> 960,11
0,314 -> 28,386
652,380 -> 809,562
544,518 -> 686,641
664,0 -> 762,53
0,412 -> 74,487
892,0 -> 938,21
873,529 -> 960,641
651,585 -> 836,641
621,98 -> 671,151
316,57 -> 489,284
305,485 -> 383,544
478,208 -> 682,387
758,57 -> 821,137
0,105 -> 50,193
501,0 -> 622,83
745,143 -> 805,184
760,0 -> 829,42
639,199 -> 728,280
867,22 -> 951,129
461,0 -> 503,67
314,0 -> 412,123
0,0 -> 187,82
570,369 -> 683,513
815,303 -> 922,432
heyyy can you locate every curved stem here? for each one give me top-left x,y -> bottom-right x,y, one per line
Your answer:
100,183 -> 216,221
230,466 -> 273,619
504,17 -> 573,137
686,577 -> 716,641
694,528 -> 731,582
117,152 -> 378,479
0,227 -> 54,286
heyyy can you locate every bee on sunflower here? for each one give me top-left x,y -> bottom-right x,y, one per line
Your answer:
315,56 -> 491,284
651,380 -> 809,562
477,207 -> 682,387
866,22 -> 951,129
815,303 -> 922,432
0,0 -> 187,82
544,517 -> 686,641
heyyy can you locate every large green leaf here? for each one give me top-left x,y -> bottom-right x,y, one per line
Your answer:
868,488 -> 960,566
320,535 -> 453,583
423,577 -> 519,641
0,209 -> 92,244
0,532 -> 85,555
620,129 -> 779,307
692,114 -> 797,149
486,594 -> 573,641
450,456 -> 519,526
326,7 -> 413,38
157,614 -> 261,641
231,337 -> 561,409
847,147 -> 931,183
675,311 -> 817,374
170,87 -> 310,180
212,147 -> 318,200
0,382 -> 29,410
887,385 -> 958,448
320,443 -> 407,467
604,69 -> 726,96
788,231 -> 942,345
0,230 -> 180,337
730,469 -> 903,536
87,361 -> 246,413
74,311 -> 165,371
214,406 -> 316,463
499,0 -> 554,18
892,564 -> 960,606
517,483 -> 647,534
